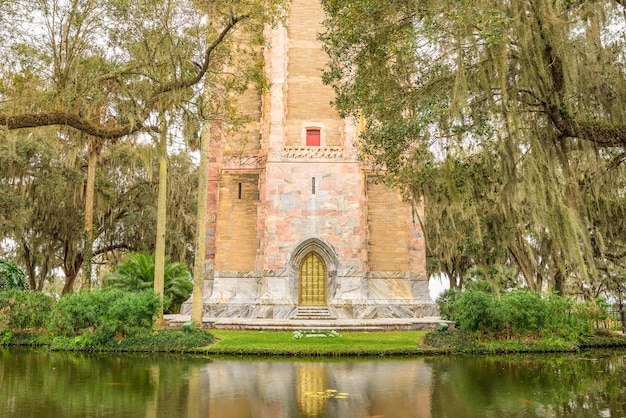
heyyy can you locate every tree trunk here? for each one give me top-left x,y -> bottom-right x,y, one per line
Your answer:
508,244 -> 537,291
62,270 -> 78,294
536,271 -> 544,294
153,114 -> 168,324
61,248 -> 83,295
81,137 -> 101,290
554,269 -> 565,295
445,267 -> 461,290
35,252 -> 50,291
191,119 -> 211,324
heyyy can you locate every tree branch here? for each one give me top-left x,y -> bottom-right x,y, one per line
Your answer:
546,105 -> 626,147
0,13 -> 249,140
93,243 -> 133,257
0,112 -> 140,139
534,4 -> 626,148
143,13 -> 249,113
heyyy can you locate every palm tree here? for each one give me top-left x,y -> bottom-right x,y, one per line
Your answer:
103,252 -> 192,314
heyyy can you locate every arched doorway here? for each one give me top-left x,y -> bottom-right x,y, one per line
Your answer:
298,251 -> 327,306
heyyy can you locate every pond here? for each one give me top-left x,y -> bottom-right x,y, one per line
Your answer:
1,348 -> 625,417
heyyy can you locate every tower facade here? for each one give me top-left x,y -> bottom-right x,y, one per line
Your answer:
191,0 -> 435,319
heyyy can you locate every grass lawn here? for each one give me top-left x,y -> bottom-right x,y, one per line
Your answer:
197,330 -> 429,356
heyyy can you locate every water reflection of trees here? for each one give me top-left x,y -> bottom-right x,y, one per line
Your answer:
0,349 -> 210,418
427,353 -> 626,418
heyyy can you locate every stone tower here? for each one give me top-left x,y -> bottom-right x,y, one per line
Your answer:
190,0 -> 436,319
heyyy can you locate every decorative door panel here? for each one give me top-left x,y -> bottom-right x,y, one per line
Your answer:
298,252 -> 327,306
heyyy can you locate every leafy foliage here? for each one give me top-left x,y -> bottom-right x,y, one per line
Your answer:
0,260 -> 27,290
320,0 -> 626,297
0,0 -> 286,139
438,289 -> 603,338
0,290 -> 55,332
48,288 -> 160,347
103,252 -> 193,314
0,131 -> 198,292
0,0 -> 286,297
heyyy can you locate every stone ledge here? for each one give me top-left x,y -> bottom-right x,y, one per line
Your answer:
165,314 -> 451,331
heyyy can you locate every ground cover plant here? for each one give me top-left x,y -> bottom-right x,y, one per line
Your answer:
48,288 -> 161,348
49,328 -> 215,353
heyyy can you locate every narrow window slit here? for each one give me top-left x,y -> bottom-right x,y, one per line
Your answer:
238,182 -> 242,199
312,177 -> 316,194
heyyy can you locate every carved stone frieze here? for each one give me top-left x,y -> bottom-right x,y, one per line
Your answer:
221,154 -> 264,170
281,146 -> 345,160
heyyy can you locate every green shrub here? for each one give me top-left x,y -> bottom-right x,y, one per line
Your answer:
438,288 -> 505,332
541,293 -> 595,337
437,288 -> 607,339
48,288 -> 161,347
0,290 -> 55,332
0,260 -> 28,290
436,288 -> 461,320
450,289 -> 505,332
501,290 -> 547,332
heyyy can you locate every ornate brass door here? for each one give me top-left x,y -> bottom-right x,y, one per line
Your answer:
299,252 -> 327,306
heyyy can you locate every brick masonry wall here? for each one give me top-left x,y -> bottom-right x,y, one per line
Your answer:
215,173 -> 260,270
366,176 -> 410,271
285,0 -> 341,147
192,0 -> 433,319
407,198 -> 426,276
227,88 -> 262,155
223,33 -> 263,156
204,131 -> 224,267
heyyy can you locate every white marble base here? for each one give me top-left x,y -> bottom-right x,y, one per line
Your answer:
180,270 -> 438,319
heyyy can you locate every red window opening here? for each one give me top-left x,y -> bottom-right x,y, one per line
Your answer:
306,129 -> 321,146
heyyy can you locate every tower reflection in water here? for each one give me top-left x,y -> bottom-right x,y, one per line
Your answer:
200,359 -> 433,418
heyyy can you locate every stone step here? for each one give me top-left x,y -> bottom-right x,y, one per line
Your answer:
290,307 -> 337,320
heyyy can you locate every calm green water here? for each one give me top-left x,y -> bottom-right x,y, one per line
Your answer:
1,348 -> 626,417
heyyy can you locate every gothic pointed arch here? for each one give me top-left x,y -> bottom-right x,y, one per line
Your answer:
288,236 -> 339,272
287,237 -> 339,305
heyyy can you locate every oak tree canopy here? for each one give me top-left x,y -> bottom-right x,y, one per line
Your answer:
321,0 -> 626,296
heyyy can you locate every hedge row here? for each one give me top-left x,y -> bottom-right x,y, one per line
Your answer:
438,289 -> 607,339
0,289 -> 160,348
